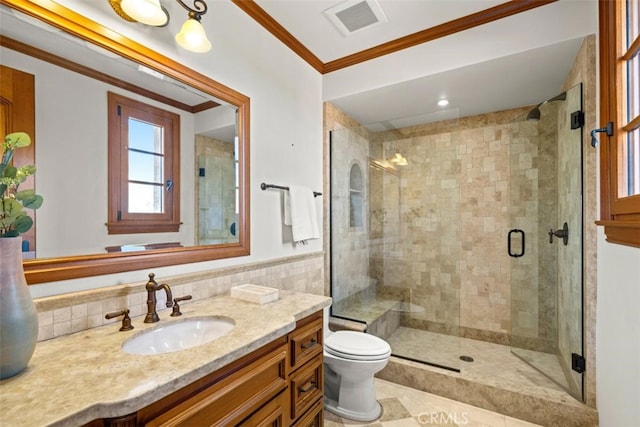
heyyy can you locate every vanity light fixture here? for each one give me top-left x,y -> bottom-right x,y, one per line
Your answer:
110,0 -> 212,53
120,0 -> 169,26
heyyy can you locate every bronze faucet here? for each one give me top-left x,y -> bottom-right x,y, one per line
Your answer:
144,273 -> 173,323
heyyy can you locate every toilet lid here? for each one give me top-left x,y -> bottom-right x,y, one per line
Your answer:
325,331 -> 391,361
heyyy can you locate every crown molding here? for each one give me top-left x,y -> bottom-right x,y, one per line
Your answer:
232,0 -> 559,74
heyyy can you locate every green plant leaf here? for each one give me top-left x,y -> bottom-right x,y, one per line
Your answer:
21,194 -> 43,210
1,131 -> 40,238
4,132 -> 31,148
16,189 -> 35,199
1,198 -> 23,216
2,165 -> 17,179
12,214 -> 33,234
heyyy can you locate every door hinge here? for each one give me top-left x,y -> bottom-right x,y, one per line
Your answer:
570,111 -> 584,129
117,105 -> 121,116
572,353 -> 585,374
117,210 -> 122,221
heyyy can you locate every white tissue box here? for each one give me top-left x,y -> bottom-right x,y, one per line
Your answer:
230,284 -> 279,304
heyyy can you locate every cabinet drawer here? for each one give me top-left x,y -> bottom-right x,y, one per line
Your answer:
292,398 -> 323,427
238,390 -> 288,427
289,315 -> 322,371
289,354 -> 323,422
145,344 -> 287,427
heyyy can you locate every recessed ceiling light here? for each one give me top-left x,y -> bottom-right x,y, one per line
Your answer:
437,99 -> 449,107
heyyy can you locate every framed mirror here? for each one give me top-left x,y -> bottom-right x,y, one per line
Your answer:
0,0 -> 250,284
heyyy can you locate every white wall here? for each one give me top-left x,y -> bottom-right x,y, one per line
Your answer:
21,1 -> 323,297
596,231 -> 640,426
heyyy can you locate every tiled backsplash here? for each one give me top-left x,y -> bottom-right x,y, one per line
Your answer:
34,252 -> 325,342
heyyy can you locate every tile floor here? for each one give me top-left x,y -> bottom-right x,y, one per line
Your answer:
323,378 -> 542,427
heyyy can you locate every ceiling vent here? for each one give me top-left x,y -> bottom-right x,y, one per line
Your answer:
324,0 -> 388,36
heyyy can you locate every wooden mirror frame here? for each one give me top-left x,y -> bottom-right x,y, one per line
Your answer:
1,0 -> 251,284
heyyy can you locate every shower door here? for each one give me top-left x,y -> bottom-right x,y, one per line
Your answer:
508,83 -> 584,400
330,125 -> 462,372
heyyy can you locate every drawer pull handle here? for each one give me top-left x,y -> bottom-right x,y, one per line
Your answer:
298,381 -> 317,393
301,338 -> 317,349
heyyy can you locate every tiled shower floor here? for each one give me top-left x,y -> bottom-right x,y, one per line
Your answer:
386,327 -> 572,402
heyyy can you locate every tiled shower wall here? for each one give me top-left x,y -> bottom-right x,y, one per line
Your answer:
370,109 -> 546,339
194,135 -> 236,245
329,105 -> 563,343
329,125 -> 373,303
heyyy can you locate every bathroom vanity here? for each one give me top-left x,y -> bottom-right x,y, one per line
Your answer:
0,291 -> 330,426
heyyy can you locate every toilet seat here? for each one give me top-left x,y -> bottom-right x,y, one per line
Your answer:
325,331 -> 391,361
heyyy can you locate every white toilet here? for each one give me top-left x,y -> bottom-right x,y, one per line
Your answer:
323,307 -> 392,422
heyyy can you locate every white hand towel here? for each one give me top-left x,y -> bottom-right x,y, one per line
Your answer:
284,185 -> 320,243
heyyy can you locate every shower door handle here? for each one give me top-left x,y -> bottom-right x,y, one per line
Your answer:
508,229 -> 525,258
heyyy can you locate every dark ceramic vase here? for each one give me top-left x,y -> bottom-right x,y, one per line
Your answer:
0,237 -> 38,380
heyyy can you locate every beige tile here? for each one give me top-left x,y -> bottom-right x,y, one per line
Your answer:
379,398 -> 412,422
380,419 -> 422,426
38,324 -> 54,341
53,321 -> 70,337
53,307 -> 71,323
38,310 -> 53,326
504,416 -> 541,427
71,304 -> 87,320
461,406 -> 507,427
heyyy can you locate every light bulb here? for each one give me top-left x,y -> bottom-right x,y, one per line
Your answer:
121,0 -> 168,26
175,18 -> 212,53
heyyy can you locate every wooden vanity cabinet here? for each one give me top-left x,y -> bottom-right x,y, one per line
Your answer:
287,311 -> 324,425
84,311 -> 324,427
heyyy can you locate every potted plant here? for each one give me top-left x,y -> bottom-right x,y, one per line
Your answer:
0,131 -> 42,379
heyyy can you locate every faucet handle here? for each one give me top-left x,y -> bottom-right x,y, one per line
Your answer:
105,309 -> 134,331
146,272 -> 158,289
170,295 -> 193,317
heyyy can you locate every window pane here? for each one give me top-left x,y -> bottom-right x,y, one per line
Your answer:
629,52 -> 639,120
128,118 -> 163,153
628,127 -> 640,196
128,183 -> 164,213
628,0 -> 639,41
129,150 -> 164,183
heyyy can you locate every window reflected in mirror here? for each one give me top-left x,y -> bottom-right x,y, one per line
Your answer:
107,92 -> 181,234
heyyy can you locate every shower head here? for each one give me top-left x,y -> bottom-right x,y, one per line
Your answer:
526,91 -> 567,121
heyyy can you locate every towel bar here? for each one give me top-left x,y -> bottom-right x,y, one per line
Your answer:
260,182 -> 322,197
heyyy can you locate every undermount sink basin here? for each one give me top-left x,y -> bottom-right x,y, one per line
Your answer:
122,317 -> 235,355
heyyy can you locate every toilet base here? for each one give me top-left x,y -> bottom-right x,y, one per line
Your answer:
324,397 -> 382,422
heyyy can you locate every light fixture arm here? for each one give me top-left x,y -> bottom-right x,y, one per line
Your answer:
175,0 -> 208,20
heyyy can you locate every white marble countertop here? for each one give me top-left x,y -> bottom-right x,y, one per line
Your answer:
0,290 -> 331,427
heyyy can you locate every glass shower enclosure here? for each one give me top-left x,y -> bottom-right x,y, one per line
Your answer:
329,83 -> 585,400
